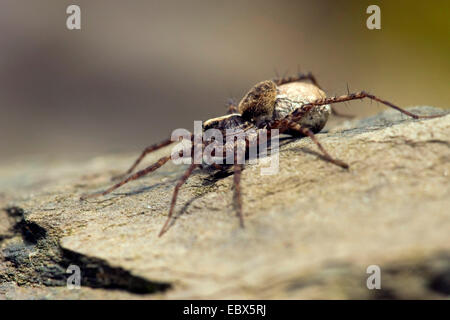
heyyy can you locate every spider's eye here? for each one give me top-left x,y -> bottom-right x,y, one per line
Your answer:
238,80 -> 277,124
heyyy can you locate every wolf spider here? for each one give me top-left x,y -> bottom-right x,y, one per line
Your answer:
81,72 -> 442,236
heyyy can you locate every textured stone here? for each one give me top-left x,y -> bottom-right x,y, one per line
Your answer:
0,106 -> 449,299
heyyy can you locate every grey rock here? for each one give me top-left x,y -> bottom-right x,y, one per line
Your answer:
0,107 -> 449,299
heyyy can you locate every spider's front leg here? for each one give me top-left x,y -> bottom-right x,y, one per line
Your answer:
112,138 -> 175,180
80,155 -> 171,200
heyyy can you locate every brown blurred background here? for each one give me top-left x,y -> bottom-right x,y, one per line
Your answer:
0,0 -> 449,164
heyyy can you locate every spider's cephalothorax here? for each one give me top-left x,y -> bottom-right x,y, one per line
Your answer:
202,113 -> 248,133
81,72 -> 444,236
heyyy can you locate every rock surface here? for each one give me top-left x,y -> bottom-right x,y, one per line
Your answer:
1,106 -> 449,299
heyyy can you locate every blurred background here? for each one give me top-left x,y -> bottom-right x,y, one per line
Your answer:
0,0 -> 449,164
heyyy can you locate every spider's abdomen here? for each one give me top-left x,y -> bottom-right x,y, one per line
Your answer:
273,82 -> 331,133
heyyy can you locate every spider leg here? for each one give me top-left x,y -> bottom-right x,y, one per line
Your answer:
330,83 -> 354,118
272,72 -> 322,90
112,138 -> 174,180
159,163 -> 199,237
287,123 -> 349,169
233,163 -> 245,228
226,98 -> 239,114
289,91 -> 444,121
80,156 -> 171,200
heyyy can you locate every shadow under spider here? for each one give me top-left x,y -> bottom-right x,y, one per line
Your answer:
289,146 -> 344,165
82,178 -> 179,203
201,167 -> 235,186
198,135 -> 301,186
164,137 -> 337,233
278,134 -> 348,166
115,179 -> 178,197
278,134 -> 318,149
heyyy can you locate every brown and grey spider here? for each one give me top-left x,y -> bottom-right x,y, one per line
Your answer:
80,72 -> 443,236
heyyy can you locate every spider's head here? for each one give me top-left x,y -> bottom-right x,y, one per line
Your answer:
203,114 -> 246,132
238,80 -> 277,126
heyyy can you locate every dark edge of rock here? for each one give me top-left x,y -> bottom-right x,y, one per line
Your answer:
1,206 -> 171,295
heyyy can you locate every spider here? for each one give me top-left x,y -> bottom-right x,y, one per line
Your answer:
80,72 -> 443,236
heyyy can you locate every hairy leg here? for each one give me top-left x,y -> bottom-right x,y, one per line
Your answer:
113,138 -> 174,180
226,98 -> 239,114
331,84 -> 355,118
233,163 -> 245,228
159,163 -> 199,237
272,72 -> 322,89
80,156 -> 171,200
287,123 -> 349,169
269,91 -> 445,168
288,91 -> 444,121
